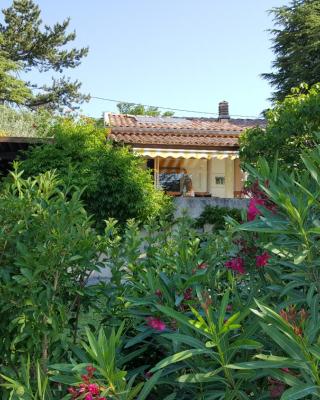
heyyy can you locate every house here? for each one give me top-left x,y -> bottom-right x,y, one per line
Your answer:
106,101 -> 265,198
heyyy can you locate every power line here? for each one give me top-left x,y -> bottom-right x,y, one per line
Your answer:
90,96 -> 261,119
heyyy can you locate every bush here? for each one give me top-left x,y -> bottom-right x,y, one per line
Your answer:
0,167 -> 101,371
0,105 -> 55,137
240,83 -> 320,173
19,119 -> 171,228
194,205 -> 242,230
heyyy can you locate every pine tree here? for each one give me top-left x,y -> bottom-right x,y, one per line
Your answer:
0,0 -> 88,111
263,0 -> 320,101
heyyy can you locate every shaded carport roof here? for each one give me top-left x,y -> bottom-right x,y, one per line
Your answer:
0,136 -> 53,174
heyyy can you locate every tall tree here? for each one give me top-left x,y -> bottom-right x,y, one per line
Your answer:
263,0 -> 320,101
0,35 -> 31,104
117,102 -> 174,117
240,83 -> 320,172
0,0 -> 89,111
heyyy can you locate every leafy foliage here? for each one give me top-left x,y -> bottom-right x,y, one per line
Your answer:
0,105 -> 56,137
117,102 -> 174,117
263,0 -> 320,101
4,132 -> 320,398
194,205 -> 242,230
19,119 -> 171,228
0,168 -> 102,386
0,34 -> 31,105
0,0 -> 88,111
240,83 -> 320,172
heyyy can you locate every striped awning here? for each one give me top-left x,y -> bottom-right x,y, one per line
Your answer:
133,148 -> 239,160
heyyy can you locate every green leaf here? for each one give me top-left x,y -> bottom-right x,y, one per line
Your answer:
229,339 -> 263,350
150,349 -> 212,373
176,368 -> 224,383
161,333 -> 206,349
136,370 -> 162,400
280,384 -> 320,400
227,356 -> 308,370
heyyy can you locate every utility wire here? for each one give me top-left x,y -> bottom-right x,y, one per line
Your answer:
90,96 -> 262,119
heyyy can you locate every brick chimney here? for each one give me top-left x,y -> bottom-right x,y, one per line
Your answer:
218,100 -> 230,121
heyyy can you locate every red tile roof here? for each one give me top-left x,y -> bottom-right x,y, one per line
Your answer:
107,114 -> 265,149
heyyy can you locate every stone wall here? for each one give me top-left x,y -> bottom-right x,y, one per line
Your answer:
174,197 -> 248,219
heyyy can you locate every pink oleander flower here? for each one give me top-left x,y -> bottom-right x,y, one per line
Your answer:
256,251 -> 270,267
247,198 -> 265,221
88,384 -> 100,395
225,257 -> 245,274
146,317 -> 166,331
85,394 -> 93,400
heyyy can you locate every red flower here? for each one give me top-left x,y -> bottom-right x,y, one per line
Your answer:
247,198 -> 265,221
155,289 -> 162,297
225,257 -> 245,274
256,251 -> 270,267
85,394 -> 93,400
146,317 -> 166,331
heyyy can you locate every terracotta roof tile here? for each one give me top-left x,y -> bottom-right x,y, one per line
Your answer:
107,114 -> 265,149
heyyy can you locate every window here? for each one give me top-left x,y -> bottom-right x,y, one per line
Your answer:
215,176 -> 225,185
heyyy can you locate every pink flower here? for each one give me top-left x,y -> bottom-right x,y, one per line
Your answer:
155,289 -> 162,297
88,383 -> 100,395
197,262 -> 208,270
226,304 -> 233,312
225,257 -> 245,274
85,394 -> 93,400
247,198 -> 265,221
146,317 -> 166,331
256,252 -> 270,267
183,288 -> 193,301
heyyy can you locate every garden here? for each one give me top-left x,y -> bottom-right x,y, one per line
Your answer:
1,0 -> 320,398
1,104 -> 320,399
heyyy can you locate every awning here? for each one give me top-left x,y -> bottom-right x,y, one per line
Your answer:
133,148 -> 239,160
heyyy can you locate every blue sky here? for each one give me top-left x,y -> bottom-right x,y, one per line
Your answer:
2,0 -> 288,118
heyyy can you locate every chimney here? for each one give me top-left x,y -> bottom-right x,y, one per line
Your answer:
218,100 -> 230,121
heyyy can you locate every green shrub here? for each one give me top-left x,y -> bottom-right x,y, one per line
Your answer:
0,105 -> 55,137
19,119 -> 171,228
194,205 -> 242,230
0,167 -> 100,370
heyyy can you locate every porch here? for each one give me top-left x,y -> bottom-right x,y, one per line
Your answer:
135,148 -> 244,199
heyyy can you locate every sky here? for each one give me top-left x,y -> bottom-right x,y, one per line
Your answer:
2,0 -> 289,118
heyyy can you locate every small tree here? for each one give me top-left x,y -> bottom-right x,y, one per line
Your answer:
117,102 -> 174,117
240,83 -> 320,172
19,119 -> 170,227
